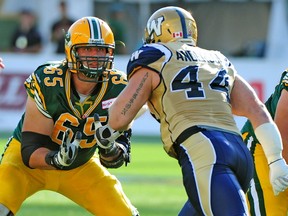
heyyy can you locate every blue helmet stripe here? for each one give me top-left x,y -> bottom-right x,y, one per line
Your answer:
175,9 -> 188,38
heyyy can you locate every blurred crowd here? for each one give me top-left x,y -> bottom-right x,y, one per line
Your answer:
2,1 -> 75,54
0,0 -> 271,57
0,0 -> 129,55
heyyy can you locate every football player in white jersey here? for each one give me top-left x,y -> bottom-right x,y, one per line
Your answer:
97,6 -> 288,216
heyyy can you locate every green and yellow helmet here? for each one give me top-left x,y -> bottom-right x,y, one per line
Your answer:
65,16 -> 115,82
144,6 -> 197,46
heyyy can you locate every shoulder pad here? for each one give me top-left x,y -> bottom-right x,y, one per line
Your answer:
127,44 -> 168,79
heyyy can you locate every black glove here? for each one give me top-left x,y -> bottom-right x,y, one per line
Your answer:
45,129 -> 82,169
114,129 -> 132,166
94,113 -> 131,168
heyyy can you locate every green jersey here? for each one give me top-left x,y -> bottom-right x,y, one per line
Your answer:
12,60 -> 128,169
241,70 -> 288,144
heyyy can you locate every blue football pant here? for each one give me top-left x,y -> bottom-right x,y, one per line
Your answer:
175,130 -> 253,216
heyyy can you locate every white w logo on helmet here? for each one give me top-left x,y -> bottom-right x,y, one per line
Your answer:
147,16 -> 164,40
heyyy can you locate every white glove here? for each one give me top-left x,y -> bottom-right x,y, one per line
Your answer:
269,158 -> 288,195
46,129 -> 82,169
94,113 -> 122,149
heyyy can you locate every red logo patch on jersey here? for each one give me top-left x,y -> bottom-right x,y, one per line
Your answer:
102,98 -> 116,109
173,32 -> 183,38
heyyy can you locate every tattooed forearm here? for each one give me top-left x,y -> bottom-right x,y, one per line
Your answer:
121,72 -> 149,116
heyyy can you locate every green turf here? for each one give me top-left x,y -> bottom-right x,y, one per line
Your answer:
0,136 -> 187,216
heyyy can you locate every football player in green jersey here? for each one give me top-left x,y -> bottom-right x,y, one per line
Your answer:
104,6 -> 288,215
0,17 -> 139,216
242,70 -> 288,216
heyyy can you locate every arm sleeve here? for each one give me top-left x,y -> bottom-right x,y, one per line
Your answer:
21,131 -> 52,168
255,122 -> 283,164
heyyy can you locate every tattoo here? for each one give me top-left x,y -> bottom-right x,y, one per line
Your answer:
121,72 -> 149,116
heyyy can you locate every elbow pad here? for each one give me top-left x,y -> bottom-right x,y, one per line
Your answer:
21,132 -> 52,168
255,122 -> 283,164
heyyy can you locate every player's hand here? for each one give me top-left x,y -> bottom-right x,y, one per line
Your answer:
94,113 -> 122,149
269,158 -> 288,195
46,129 -> 82,169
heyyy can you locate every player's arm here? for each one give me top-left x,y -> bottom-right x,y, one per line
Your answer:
108,67 -> 159,131
274,89 -> 288,161
231,75 -> 280,160
21,96 -> 55,169
21,96 -> 80,170
231,75 -> 271,127
135,103 -> 148,119
231,74 -> 288,195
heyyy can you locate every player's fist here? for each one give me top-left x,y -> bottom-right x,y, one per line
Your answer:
94,113 -> 122,149
46,129 -> 82,169
269,158 -> 288,195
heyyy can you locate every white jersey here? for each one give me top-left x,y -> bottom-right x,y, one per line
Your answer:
127,42 -> 240,157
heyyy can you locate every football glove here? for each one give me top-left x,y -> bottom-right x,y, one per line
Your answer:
269,158 -> 288,195
94,113 -> 123,149
94,113 -> 131,168
45,129 -> 82,169
98,140 -> 131,168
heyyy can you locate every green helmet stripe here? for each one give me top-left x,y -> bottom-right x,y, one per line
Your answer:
88,17 -> 101,39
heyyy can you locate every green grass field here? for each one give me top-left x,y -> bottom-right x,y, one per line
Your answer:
0,136 -> 187,216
